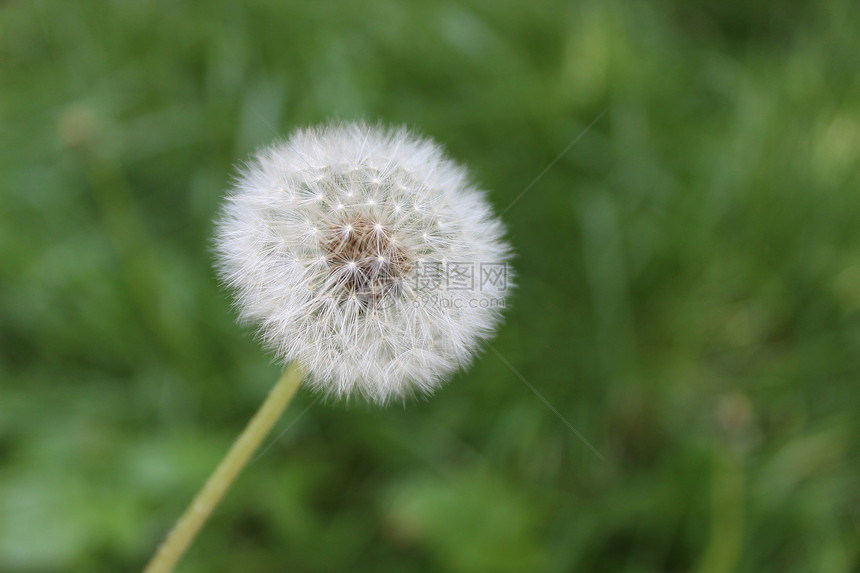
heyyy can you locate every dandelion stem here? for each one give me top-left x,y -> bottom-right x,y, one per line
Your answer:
143,362 -> 306,573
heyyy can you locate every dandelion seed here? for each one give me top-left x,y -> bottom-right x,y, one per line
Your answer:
215,122 -> 513,403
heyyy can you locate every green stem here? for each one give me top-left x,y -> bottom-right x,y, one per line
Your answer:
143,362 -> 306,573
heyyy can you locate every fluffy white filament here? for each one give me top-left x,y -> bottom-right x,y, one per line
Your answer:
215,123 -> 512,403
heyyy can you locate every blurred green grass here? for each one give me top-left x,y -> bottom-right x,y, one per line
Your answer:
1,0 -> 859,571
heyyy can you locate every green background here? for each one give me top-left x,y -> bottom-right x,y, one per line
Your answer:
2,0 -> 859,571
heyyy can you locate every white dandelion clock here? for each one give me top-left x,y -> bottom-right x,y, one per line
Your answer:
143,123 -> 512,573
215,122 -> 513,403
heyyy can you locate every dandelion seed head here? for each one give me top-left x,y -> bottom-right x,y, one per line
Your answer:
215,122 -> 512,403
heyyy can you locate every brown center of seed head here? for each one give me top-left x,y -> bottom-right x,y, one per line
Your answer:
322,217 -> 411,304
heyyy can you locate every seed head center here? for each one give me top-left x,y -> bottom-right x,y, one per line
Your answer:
322,216 -> 410,303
